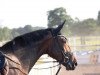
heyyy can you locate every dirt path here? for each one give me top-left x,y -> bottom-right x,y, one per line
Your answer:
59,64 -> 100,75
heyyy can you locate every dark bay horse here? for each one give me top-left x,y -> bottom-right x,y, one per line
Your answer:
0,20 -> 77,75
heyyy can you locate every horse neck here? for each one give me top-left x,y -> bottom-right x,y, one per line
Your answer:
18,41 -> 48,73
0,42 -> 45,73
27,37 -> 53,72
0,37 -> 52,73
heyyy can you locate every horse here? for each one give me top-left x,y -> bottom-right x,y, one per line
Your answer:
0,20 -> 77,75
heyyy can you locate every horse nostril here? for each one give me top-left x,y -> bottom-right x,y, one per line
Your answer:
75,62 -> 78,66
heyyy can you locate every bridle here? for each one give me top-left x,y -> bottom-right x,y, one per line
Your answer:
51,35 -> 77,74
53,35 -> 73,64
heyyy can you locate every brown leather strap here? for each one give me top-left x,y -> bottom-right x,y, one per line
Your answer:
3,54 -> 28,75
9,67 -> 27,75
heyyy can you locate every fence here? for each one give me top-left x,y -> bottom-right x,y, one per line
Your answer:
68,36 -> 100,51
29,55 -> 59,75
29,50 -> 100,75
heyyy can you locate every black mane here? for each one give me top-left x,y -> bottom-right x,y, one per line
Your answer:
1,28 -> 54,53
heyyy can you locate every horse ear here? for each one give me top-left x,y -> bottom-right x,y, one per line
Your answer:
53,20 -> 66,36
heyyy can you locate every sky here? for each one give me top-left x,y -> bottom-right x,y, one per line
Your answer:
0,0 -> 100,29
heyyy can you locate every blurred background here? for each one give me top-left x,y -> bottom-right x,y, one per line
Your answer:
0,0 -> 100,75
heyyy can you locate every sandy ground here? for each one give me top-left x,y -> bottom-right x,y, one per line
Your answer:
59,64 -> 100,75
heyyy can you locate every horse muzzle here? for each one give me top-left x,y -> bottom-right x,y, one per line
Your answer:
62,60 -> 77,70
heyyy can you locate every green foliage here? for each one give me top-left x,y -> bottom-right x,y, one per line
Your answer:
70,18 -> 97,36
2,27 -> 12,40
14,25 -> 34,36
0,27 -> 12,41
0,25 -> 45,41
0,28 -> 3,41
97,11 -> 100,26
47,7 -> 99,36
47,7 -> 74,36
11,25 -> 45,38
47,7 -> 74,27
11,28 -> 20,38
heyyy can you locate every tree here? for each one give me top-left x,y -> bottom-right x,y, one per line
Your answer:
97,11 -> 100,26
11,28 -> 20,38
3,27 -> 11,40
0,28 -> 3,41
11,25 -> 45,39
47,7 -> 73,35
24,25 -> 34,33
70,18 -> 97,45
0,27 -> 12,41
70,18 -> 97,36
11,25 -> 33,38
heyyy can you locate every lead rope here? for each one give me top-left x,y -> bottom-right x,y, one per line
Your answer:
56,64 -> 61,75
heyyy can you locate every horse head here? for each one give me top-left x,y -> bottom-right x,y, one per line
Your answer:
45,20 -> 77,70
